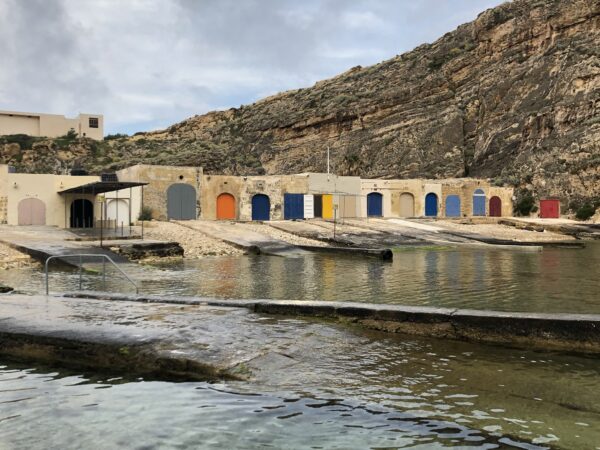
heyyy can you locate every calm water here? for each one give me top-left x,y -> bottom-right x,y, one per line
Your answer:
2,243 -> 599,313
2,329 -> 600,449
1,245 -> 600,448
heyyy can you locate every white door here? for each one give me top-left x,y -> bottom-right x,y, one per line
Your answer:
303,195 -> 314,219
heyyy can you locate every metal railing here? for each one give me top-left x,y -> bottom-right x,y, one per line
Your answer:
45,254 -> 138,295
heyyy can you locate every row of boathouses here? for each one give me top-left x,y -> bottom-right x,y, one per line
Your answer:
0,164 -> 515,228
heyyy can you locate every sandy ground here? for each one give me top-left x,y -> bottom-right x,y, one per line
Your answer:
142,221 -> 242,258
235,222 -> 330,247
430,220 -> 575,241
0,242 -> 34,270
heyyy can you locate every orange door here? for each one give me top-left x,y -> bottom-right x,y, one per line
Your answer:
216,193 -> 236,220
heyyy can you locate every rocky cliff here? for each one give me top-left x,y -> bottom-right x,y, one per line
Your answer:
2,0 -> 599,211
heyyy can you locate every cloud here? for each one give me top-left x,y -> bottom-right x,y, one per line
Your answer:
0,0 -> 505,134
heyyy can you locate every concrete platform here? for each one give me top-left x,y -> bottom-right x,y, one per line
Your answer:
0,225 -> 128,266
174,220 -> 311,256
64,291 -> 600,355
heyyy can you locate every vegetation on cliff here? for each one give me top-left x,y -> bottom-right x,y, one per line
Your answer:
1,0 -> 598,212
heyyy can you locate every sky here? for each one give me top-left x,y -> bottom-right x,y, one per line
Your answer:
0,0 -> 505,135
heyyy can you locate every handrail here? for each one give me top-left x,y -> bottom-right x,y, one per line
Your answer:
45,253 -> 138,295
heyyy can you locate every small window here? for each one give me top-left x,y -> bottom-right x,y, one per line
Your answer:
89,117 -> 99,128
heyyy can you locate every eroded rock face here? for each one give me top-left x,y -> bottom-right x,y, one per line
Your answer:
112,0 -> 599,206
2,0 -> 598,209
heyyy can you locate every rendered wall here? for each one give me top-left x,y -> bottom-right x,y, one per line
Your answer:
6,173 -> 99,227
0,110 -> 104,140
0,114 -> 40,136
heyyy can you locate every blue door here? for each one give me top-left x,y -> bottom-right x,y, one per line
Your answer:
445,195 -> 461,217
425,193 -> 438,217
473,189 -> 486,216
284,193 -> 304,219
251,194 -> 270,221
367,193 -> 383,217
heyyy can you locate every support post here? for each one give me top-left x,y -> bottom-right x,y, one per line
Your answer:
115,189 -> 119,232
79,254 -> 83,290
100,198 -> 103,248
141,185 -> 144,240
129,187 -> 132,237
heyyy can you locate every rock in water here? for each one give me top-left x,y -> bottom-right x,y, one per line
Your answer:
0,284 -> 14,293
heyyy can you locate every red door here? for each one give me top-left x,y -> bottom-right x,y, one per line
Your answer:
540,199 -> 560,218
489,196 -> 502,217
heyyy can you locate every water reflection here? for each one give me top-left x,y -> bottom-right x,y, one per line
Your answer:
1,243 -> 599,313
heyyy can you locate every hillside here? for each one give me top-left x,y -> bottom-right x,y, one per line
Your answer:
1,0 -> 599,211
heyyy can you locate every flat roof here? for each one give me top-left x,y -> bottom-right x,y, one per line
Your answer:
58,181 -> 148,195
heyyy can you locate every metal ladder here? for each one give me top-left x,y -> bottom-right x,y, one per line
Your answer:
45,254 -> 138,295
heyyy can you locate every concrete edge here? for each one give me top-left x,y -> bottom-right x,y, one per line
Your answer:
61,291 -> 600,354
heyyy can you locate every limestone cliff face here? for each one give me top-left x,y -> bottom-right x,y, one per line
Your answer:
2,0 -> 599,209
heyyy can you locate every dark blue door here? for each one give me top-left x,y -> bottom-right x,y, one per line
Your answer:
251,194 -> 270,221
445,195 -> 461,217
425,193 -> 438,217
284,193 -> 304,220
473,189 -> 486,216
367,193 -> 383,217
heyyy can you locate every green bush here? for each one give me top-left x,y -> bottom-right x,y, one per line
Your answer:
54,128 -> 79,148
575,203 -> 596,221
1,134 -> 38,150
513,189 -> 536,216
138,206 -> 153,221
104,133 -> 128,140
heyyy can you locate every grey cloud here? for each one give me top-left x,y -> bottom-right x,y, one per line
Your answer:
0,0 -> 505,134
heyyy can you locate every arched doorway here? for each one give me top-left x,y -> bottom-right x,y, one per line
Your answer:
106,199 -> 129,225
489,196 -> 502,217
216,193 -> 236,220
425,193 -> 438,217
70,199 -> 94,228
473,189 -> 486,216
18,198 -> 46,225
251,194 -> 270,221
445,195 -> 461,217
167,183 -> 196,220
399,193 -> 415,217
367,192 -> 383,217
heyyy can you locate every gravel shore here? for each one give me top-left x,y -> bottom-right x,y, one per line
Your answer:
234,222 -> 330,247
0,242 -> 34,270
142,221 -> 242,258
431,220 -> 575,242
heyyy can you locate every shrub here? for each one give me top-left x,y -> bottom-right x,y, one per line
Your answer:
104,133 -> 128,140
575,203 -> 596,221
138,206 -> 153,221
513,189 -> 536,216
54,128 -> 79,148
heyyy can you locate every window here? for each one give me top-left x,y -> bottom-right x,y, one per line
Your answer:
89,117 -> 99,128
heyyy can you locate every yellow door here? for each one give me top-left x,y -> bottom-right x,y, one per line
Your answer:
322,194 -> 334,219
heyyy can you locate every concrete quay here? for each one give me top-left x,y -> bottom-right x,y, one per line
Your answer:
65,291 -> 600,355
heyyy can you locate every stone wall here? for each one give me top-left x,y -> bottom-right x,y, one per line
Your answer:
116,164 -> 202,221
201,174 -> 308,221
0,196 -> 7,224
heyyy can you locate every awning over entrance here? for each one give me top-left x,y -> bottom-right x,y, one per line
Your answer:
57,181 -> 148,195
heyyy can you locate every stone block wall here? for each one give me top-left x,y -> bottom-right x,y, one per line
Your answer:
0,196 -> 7,224
201,174 -> 309,220
117,165 -> 202,221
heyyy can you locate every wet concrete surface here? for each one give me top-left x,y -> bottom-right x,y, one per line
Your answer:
269,219 -> 426,248
0,293 -> 388,383
174,220 -> 311,257
0,225 -> 129,265
26,291 -> 600,354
